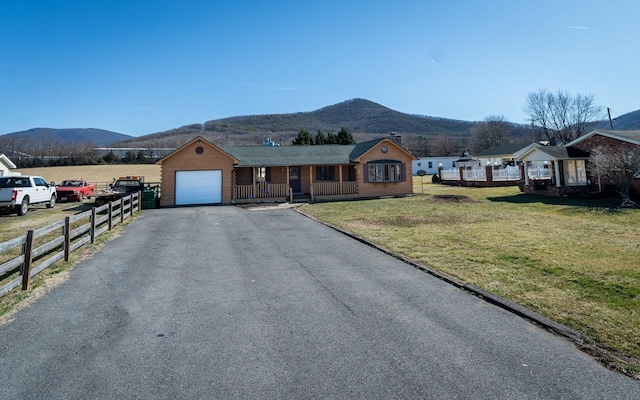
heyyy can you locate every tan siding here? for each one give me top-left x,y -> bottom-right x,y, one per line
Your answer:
357,141 -> 414,198
159,141 -> 236,206
269,167 -> 288,185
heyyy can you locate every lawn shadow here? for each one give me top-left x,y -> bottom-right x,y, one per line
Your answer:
487,193 -> 624,210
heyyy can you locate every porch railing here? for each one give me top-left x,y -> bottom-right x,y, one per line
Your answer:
235,182 -> 289,199
528,167 -> 552,180
493,166 -> 521,181
313,181 -> 357,196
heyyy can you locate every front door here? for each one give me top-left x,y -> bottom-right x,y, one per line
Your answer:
289,166 -> 301,193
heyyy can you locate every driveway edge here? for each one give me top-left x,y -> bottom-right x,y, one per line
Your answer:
296,208 -> 640,380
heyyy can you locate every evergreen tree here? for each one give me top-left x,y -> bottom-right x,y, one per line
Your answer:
136,150 -> 147,163
326,131 -> 337,144
315,130 -> 326,145
102,150 -> 118,163
336,127 -> 355,145
292,129 -> 314,145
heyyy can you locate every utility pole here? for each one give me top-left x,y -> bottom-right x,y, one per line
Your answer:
607,107 -> 614,130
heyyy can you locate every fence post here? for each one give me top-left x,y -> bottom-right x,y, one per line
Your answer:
130,194 -> 134,217
486,164 -> 493,183
21,230 -> 34,290
90,207 -> 97,244
138,191 -> 142,211
120,198 -> 125,223
108,201 -> 113,231
64,217 -> 71,262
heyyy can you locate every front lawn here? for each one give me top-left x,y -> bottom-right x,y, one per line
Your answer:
301,178 -> 640,370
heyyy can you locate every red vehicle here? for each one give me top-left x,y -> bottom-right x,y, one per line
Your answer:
56,179 -> 95,202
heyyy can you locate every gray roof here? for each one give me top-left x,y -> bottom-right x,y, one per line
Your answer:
222,144 -> 359,167
475,143 -> 532,157
567,130 -> 640,146
592,130 -> 640,144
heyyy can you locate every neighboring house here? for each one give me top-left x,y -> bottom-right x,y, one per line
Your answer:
518,130 -> 640,198
157,136 -> 417,206
412,157 -> 458,175
0,154 -> 17,176
475,143 -> 532,166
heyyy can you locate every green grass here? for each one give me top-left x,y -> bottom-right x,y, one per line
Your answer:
301,178 -> 640,362
0,197 -> 139,321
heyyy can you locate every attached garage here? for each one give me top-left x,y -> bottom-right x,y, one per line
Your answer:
157,138 -> 239,206
175,170 -> 222,205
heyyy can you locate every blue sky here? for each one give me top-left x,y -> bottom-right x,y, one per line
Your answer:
1,0 -> 638,136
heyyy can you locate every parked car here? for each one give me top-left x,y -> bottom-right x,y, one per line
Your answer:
0,175 -> 57,216
56,179 -> 95,202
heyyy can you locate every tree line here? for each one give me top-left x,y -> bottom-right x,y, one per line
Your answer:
0,136 -> 162,168
291,127 -> 356,145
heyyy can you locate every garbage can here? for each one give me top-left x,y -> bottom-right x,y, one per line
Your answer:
142,189 -> 158,209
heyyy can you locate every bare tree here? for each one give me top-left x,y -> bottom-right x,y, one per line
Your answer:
523,89 -> 604,145
588,145 -> 640,205
470,115 -> 513,153
430,134 -> 459,156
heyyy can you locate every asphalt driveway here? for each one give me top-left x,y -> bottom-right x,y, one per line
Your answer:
0,206 -> 638,399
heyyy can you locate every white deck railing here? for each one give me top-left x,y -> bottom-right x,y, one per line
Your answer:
493,166 -> 521,181
463,168 -> 487,181
528,167 -> 552,180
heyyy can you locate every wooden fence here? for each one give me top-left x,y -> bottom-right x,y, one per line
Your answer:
0,192 -> 141,298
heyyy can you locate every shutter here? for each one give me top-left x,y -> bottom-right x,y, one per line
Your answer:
363,163 -> 369,182
401,163 -> 406,182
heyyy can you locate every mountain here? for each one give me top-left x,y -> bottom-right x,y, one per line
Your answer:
1,128 -> 132,146
115,99 -> 477,148
611,109 -> 640,130
207,98 -> 475,135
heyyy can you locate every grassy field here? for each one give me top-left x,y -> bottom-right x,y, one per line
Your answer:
1,165 -> 154,320
14,164 -> 162,187
301,177 -> 640,372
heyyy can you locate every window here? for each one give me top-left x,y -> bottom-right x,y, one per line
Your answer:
316,166 -> 335,181
428,161 -> 433,169
256,167 -> 270,182
564,160 -> 587,186
366,161 -> 404,182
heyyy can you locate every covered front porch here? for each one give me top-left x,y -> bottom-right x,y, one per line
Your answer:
519,146 -> 592,197
233,164 -> 358,203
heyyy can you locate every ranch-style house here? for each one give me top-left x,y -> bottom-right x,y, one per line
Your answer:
157,136 -> 417,206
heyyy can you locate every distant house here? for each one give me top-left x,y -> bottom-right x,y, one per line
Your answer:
157,136 -> 417,206
0,154 -> 17,176
475,143 -> 533,166
412,157 -> 458,175
518,130 -> 640,199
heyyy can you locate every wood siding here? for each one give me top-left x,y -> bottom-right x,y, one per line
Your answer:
159,141 -> 236,206
356,141 -> 414,198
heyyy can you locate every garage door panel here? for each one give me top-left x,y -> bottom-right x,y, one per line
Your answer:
175,170 -> 222,205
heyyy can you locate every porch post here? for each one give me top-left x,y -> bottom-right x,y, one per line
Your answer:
286,166 -> 290,196
338,165 -> 343,194
523,162 -> 530,186
554,161 -> 562,187
252,167 -> 256,198
309,165 -> 313,195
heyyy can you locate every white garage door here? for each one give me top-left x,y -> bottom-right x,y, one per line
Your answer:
175,170 -> 222,205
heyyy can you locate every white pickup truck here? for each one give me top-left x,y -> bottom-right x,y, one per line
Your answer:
0,175 -> 57,216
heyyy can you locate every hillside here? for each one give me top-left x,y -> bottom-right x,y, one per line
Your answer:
115,99 -> 476,147
612,109 -> 640,130
1,128 -> 132,146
